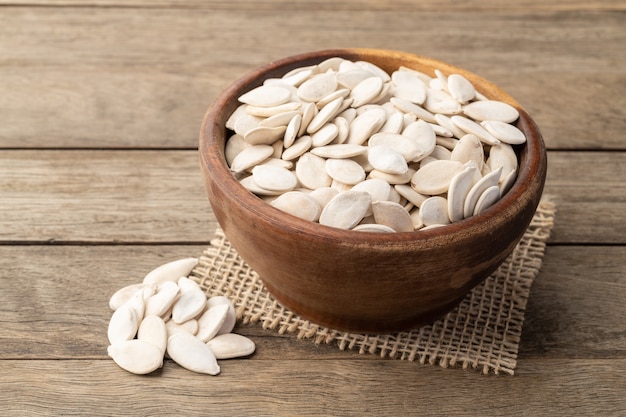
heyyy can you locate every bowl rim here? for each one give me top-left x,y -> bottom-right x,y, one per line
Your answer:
199,48 -> 547,248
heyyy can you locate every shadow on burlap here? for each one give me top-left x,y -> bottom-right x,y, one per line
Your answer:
189,198 -> 556,375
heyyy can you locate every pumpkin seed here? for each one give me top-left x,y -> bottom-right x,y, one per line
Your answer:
108,339 -> 164,375
167,332 -> 221,375
319,190 -> 372,229
206,333 -> 256,360
271,191 -> 321,222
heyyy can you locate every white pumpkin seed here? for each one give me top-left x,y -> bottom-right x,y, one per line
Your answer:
225,104 -> 249,131
463,166 -> 503,218
424,88 -> 462,115
243,125 -> 286,146
356,60 -> 391,82
206,333 -> 256,360
447,165 -> 479,222
368,132 -> 424,162
282,114 -> 302,148
473,185 -> 501,215
245,102 -> 301,118
172,277 -> 207,324
391,70 -> 427,105
258,110 -> 299,128
367,145 -> 408,175
402,120 -> 436,161
108,339 -> 163,375
311,122 -> 339,147
487,143 -> 518,180
319,190 -> 372,229
295,152 -> 332,190
307,97 -> 344,134
410,159 -> 464,195
298,102 -> 318,136
430,145 -> 452,160
389,97 -> 436,123
308,187 -> 339,210
317,88 -> 350,109
450,134 -> 484,169
481,120 -> 526,145
108,304 -> 139,345
137,315 -> 168,355
310,143 -> 368,159
350,76 -> 384,107
281,135 -> 312,161
379,111 -> 405,134
463,100 -> 519,123
206,296 -> 237,335
239,85 -> 292,107
166,332 -> 220,375
436,136 -> 460,150
333,116 -> 350,144
434,113 -> 467,139
447,73 -> 476,104
297,72 -> 338,102
233,114 -> 263,137
251,165 -> 297,192
239,175 -> 284,196
230,145 -> 274,174
352,223 -> 396,233
145,280 -> 180,318
325,158 -> 366,185
394,184 -> 428,207
368,167 -> 416,185
225,134 -> 250,166
351,178 -> 392,203
499,168 -> 517,197
109,283 -> 157,311
419,196 -> 450,226
336,68 -> 377,89
371,201 -> 414,232
196,303 -> 230,343
165,318 -> 198,336
271,191 -> 321,222
346,107 -> 387,145
451,115 -> 500,146
142,257 -> 198,286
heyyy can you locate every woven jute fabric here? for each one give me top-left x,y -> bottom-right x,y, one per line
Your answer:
189,198 -> 555,375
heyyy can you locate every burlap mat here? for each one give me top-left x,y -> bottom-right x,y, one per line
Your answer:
189,198 -> 555,375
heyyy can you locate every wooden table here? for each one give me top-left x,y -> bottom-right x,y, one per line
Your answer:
1,1 -> 624,415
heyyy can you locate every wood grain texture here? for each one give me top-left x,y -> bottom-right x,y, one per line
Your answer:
0,245 -> 623,359
0,150 -> 623,244
1,0 -> 624,10
1,359 -> 624,417
0,8 -> 623,149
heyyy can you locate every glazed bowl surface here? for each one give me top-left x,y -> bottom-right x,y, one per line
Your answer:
199,48 -> 547,333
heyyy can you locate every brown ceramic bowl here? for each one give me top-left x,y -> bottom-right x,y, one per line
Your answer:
199,48 -> 547,333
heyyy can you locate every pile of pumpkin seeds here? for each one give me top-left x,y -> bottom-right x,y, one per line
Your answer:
107,258 -> 255,375
225,57 -> 525,232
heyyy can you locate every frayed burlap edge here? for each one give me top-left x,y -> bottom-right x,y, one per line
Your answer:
189,198 -> 555,375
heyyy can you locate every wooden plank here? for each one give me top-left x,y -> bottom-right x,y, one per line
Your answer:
543,151 -> 626,244
0,150 -> 624,244
0,150 -> 218,243
520,246 -> 626,358
1,1 -> 624,11
0,358 -> 624,416
0,8 -> 623,149
1,245 -> 623,359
